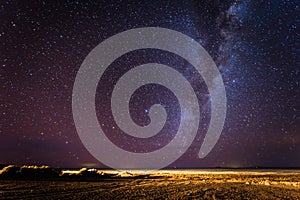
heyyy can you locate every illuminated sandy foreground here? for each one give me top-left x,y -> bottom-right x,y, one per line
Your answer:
0,169 -> 299,199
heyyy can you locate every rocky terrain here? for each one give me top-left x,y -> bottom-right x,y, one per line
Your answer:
0,166 -> 299,199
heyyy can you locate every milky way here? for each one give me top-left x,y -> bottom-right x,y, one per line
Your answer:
0,0 -> 299,168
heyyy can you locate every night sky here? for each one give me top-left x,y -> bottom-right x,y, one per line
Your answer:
1,0 -> 299,168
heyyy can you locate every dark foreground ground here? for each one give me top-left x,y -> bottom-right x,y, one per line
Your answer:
0,170 -> 299,199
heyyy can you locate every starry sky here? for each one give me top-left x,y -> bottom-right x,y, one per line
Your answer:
0,0 -> 299,168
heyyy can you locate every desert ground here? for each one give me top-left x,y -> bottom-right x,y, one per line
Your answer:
0,168 -> 299,199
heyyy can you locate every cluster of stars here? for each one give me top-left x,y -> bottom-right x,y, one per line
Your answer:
0,0 -> 299,168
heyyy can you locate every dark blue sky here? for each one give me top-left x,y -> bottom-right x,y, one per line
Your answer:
0,0 -> 299,168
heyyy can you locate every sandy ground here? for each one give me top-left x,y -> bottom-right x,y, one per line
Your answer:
0,170 -> 299,199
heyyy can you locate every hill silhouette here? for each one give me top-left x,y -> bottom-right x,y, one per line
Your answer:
0,165 -> 154,181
